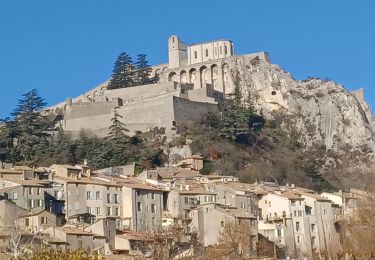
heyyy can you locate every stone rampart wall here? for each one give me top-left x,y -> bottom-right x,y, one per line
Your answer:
173,96 -> 219,125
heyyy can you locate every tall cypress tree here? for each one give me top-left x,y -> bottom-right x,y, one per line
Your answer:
134,54 -> 152,85
107,52 -> 134,90
10,89 -> 48,164
108,107 -> 129,141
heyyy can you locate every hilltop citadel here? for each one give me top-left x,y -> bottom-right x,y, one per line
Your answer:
48,35 -> 270,137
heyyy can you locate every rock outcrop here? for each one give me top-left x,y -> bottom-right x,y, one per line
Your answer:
225,55 -> 375,155
219,55 -> 375,185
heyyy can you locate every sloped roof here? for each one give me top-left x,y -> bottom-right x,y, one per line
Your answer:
116,178 -> 162,191
9,179 -> 51,187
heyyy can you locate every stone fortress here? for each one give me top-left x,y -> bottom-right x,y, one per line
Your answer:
50,35 -> 269,137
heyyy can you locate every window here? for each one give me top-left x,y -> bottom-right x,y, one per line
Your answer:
137,202 -> 142,212
194,51 -> 197,59
296,222 -> 300,231
13,192 -> 18,200
96,191 -> 100,200
41,217 -> 47,224
28,188 -> 33,195
298,210 -> 303,217
36,188 -> 41,195
221,221 -> 224,227
114,194 -> 119,204
86,191 -> 91,200
269,201 -> 271,207
220,46 -> 222,54
114,207 -> 119,216
240,202 -> 246,209
205,49 -> 208,57
152,217 -> 156,226
136,190 -> 141,197
324,209 -> 327,215
107,193 -> 111,203
204,196 -> 208,202
294,210 -> 297,217
305,206 -> 312,215
25,218 -> 29,226
311,224 -> 316,232
297,236 -> 300,243
107,207 -> 111,216
225,45 -> 228,54
96,207 -> 101,215
291,200 -> 296,206
172,37 -> 175,43
151,193 -> 155,200
185,197 -> 189,204
86,207 -> 91,214
151,204 -> 156,213
277,229 -> 282,238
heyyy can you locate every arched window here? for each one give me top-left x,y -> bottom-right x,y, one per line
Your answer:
205,49 -> 208,57
194,51 -> 197,59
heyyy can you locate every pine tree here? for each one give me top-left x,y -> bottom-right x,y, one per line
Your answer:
9,89 -> 48,164
103,108 -> 130,167
108,107 -> 129,141
11,89 -> 47,136
107,52 -> 134,90
134,54 -> 152,85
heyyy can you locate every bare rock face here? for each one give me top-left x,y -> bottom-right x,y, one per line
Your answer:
226,55 -> 375,162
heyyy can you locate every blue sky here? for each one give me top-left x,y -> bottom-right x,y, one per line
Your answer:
0,1 -> 374,118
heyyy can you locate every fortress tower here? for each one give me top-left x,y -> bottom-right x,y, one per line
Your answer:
168,35 -> 187,69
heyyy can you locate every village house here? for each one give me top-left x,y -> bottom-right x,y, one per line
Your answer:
60,177 -> 122,222
188,203 -> 257,250
0,179 -> 51,211
207,181 -> 261,216
115,177 -> 164,233
18,209 -> 60,233
166,181 -> 217,220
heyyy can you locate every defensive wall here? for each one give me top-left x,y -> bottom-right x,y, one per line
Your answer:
63,81 -> 221,137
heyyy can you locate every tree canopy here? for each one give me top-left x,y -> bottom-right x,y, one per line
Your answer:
107,52 -> 157,90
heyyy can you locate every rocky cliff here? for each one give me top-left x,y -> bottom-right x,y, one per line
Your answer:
223,55 -> 374,184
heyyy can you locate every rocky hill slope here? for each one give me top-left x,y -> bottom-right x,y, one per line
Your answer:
223,55 -> 374,186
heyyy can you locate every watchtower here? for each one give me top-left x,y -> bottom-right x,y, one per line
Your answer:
168,35 -> 187,69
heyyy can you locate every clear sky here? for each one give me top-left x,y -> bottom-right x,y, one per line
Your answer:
0,1 -> 374,118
